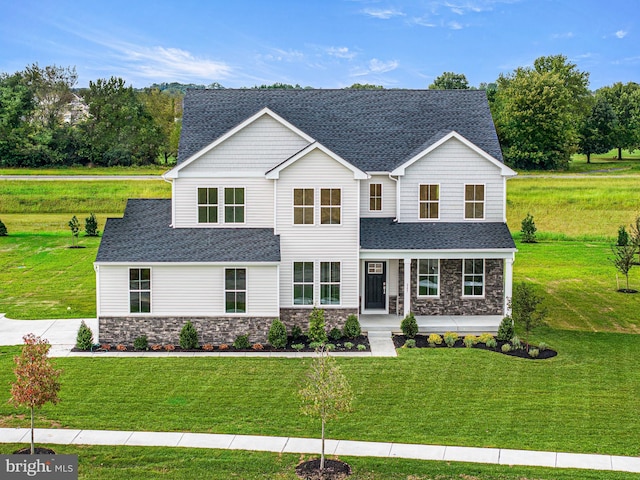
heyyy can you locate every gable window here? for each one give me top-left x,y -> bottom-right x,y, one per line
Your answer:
320,188 -> 341,224
293,188 -> 314,225
463,259 -> 484,296
224,187 -> 245,223
369,183 -> 382,211
197,187 -> 218,223
320,261 -> 340,305
418,259 -> 439,297
419,184 -> 439,219
129,268 -> 151,313
293,262 -> 314,305
465,184 -> 484,219
225,268 -> 246,313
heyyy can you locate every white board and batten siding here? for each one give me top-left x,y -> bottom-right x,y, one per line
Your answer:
97,264 -> 279,317
399,137 -> 505,222
275,149 -> 360,309
359,174 -> 397,218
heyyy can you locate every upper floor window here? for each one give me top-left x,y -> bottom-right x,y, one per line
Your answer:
369,183 -> 382,211
129,268 -> 151,313
224,187 -> 245,223
320,188 -> 341,225
463,259 -> 484,297
197,187 -> 218,223
225,268 -> 246,313
293,188 -> 314,225
320,261 -> 341,305
419,184 -> 439,219
465,184 -> 484,219
418,259 -> 439,297
293,261 -> 314,305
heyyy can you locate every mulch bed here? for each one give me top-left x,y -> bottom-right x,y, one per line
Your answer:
393,334 -> 557,360
296,459 -> 351,480
13,447 -> 56,454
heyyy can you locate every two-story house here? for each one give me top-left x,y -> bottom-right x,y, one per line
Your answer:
94,89 -> 517,345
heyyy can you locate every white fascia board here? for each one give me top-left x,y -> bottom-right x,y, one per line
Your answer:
93,261 -> 281,267
390,131 -> 517,178
164,107 -> 315,180
175,169 -> 266,178
360,249 -> 517,260
265,142 -> 369,180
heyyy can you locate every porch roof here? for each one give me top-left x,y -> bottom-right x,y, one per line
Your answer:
360,218 -> 516,251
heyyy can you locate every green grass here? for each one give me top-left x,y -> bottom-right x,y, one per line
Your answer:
0,165 -> 168,175
2,445 -> 636,480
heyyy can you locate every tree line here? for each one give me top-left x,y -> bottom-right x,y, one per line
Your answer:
1,56 -> 639,170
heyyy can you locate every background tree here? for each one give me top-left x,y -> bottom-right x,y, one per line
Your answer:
0,72 -> 35,166
520,213 -> 537,243
347,83 -> 384,89
22,63 -> 77,130
596,82 -> 640,160
429,72 -> 470,90
139,87 -> 183,164
577,95 -> 617,163
510,282 -> 545,349
299,346 -> 353,473
10,334 -> 62,454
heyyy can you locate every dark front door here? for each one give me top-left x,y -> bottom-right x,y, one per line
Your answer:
365,261 -> 386,310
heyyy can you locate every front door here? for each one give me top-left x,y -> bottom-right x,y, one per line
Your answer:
365,261 -> 386,310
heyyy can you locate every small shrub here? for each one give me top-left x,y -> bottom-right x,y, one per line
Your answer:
520,212 -> 537,243
116,344 -> 127,351
342,314 -> 361,339
252,343 -> 264,351
403,339 -> 416,348
529,348 -> 540,358
357,344 -> 367,351
309,341 -> 324,350
268,319 -> 288,349
75,320 -> 94,350
202,343 -> 214,351
329,327 -> 343,341
101,343 -> 111,351
151,344 -> 162,351
292,343 -> 305,351
179,321 -> 199,350
291,325 -> 303,340
401,313 -> 418,338
477,333 -> 494,344
325,343 -> 336,351
164,344 -> 175,351
344,342 -> 354,350
538,342 -> 549,351
463,335 -> 477,348
443,331 -> 458,347
308,307 -> 328,344
427,333 -> 443,346
501,343 -> 512,353
133,335 -> 148,351
485,337 -> 497,349
0,219 -> 7,236
233,334 -> 251,349
497,316 -> 514,341
219,344 -> 229,350
617,225 -> 630,246
84,213 -> 99,237
511,335 -> 522,350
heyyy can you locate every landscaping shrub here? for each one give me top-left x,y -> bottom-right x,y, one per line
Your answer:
344,342 -> 354,350
497,316 -> 514,341
486,337 -> 497,349
309,341 -> 324,350
477,333 -> 494,344
325,343 -> 336,351
538,341 -> 549,351
501,343 -> 512,353
427,333 -> 443,346
179,321 -> 199,350
463,335 -> 477,348
329,327 -> 343,341
267,319 -> 288,349
292,343 -> 305,351
357,344 -> 367,351
342,314 -> 361,339
133,335 -> 148,351
529,348 -> 540,358
403,339 -> 416,348
233,335 -> 251,349
401,312 -> 418,338
308,307 -> 327,344
75,320 -> 94,350
511,335 -> 523,350
0,219 -> 7,236
84,213 -> 99,237
291,325 -> 303,340
443,331 -> 458,347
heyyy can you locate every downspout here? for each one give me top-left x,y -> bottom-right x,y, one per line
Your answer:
162,173 -> 175,227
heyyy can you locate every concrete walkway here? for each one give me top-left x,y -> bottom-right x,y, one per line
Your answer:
1,428 -> 638,474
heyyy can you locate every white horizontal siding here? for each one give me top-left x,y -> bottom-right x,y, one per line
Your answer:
179,115 -> 309,176
172,177 -> 274,228
275,149 -> 360,308
399,138 -> 505,222
97,264 -> 279,317
359,174 -> 397,218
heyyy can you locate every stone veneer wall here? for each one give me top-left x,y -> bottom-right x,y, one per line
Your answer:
279,308 -> 358,333
399,259 -> 504,316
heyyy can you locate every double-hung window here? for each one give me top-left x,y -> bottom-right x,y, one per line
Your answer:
293,262 -> 314,305
320,188 -> 341,224
197,187 -> 218,223
320,262 -> 340,305
225,268 -> 246,313
464,184 -> 484,219
463,259 -> 484,296
293,188 -> 314,225
129,268 -> 151,313
419,184 -> 439,219
418,259 -> 439,297
224,187 -> 245,223
369,183 -> 382,211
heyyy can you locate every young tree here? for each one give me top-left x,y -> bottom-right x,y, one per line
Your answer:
68,215 -> 80,247
509,282 -> 545,349
520,213 -> 537,243
308,307 -> 327,344
610,244 -> 637,292
299,346 -> 353,473
429,72 -> 470,90
10,334 -> 62,454
84,212 -> 99,237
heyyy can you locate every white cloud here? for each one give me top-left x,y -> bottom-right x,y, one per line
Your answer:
326,46 -> 358,59
411,16 -> 437,27
362,8 -> 406,19
615,30 -> 628,39
261,48 -> 305,62
551,32 -> 574,39
448,21 -> 464,30
368,58 -> 399,73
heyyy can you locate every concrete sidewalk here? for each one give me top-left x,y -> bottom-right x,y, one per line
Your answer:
1,428 -> 639,474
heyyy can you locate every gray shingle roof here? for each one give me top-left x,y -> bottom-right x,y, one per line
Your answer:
360,218 -> 516,251
96,199 -> 280,263
178,89 -> 503,172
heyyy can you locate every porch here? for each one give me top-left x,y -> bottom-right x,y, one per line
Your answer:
360,314 -> 502,335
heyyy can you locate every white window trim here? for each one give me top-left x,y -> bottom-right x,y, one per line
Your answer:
320,260 -> 342,306
418,183 -> 440,221
462,258 -> 485,298
196,187 -> 219,224
417,259 -> 440,298
292,188 -> 315,226
224,267 -> 248,315
292,261 -> 315,307
129,267 -> 152,314
464,183 -> 486,221
223,186 -> 246,225
368,183 -> 383,212
320,187 -> 342,226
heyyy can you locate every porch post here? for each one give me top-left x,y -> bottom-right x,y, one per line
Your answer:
403,257 -> 411,317
504,255 -> 514,316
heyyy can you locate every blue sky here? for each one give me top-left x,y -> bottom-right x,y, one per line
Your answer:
1,0 -> 637,90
